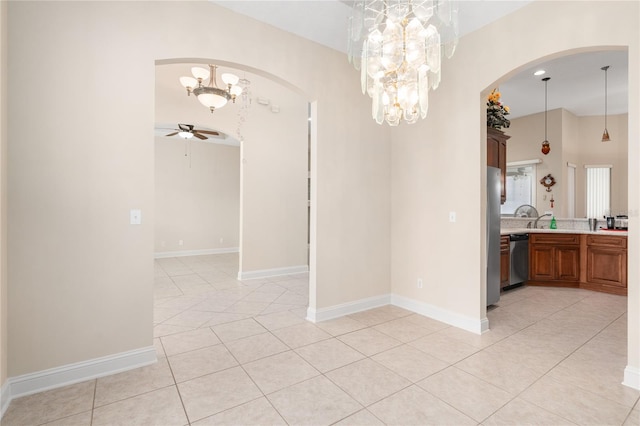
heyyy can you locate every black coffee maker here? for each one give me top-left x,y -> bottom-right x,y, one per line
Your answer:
606,216 -> 615,229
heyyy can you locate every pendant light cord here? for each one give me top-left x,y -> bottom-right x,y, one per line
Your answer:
543,77 -> 550,140
602,66 -> 609,129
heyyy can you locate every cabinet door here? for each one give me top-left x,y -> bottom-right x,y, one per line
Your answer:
587,247 -> 627,288
487,137 -> 499,168
499,139 -> 507,204
500,236 -> 510,288
529,245 -> 554,281
556,247 -> 580,281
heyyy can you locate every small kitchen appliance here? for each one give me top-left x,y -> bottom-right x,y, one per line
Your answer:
615,215 -> 628,230
606,216 -> 615,229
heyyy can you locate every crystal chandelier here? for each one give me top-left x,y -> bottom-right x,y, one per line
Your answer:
348,0 -> 459,126
179,64 -> 243,113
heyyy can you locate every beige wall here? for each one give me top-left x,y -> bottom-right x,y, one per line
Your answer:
0,0 -> 7,387
154,139 -> 240,253
506,109 -> 565,215
578,113 -> 628,216
390,0 -> 639,376
238,93 -> 309,274
7,1 -> 389,376
508,110 -> 628,218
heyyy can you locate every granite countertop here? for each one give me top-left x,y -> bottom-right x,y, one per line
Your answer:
501,228 -> 628,236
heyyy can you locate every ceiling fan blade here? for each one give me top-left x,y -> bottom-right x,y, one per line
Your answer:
193,132 -> 207,140
178,123 -> 194,131
165,132 -> 179,137
195,130 -> 220,136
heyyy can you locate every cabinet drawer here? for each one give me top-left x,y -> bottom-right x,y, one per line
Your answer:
529,233 -> 580,246
586,235 -> 627,248
500,236 -> 510,252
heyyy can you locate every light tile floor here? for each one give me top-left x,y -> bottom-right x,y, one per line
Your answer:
3,253 -> 640,425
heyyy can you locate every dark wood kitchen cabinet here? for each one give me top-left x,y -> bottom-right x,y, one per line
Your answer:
583,234 -> 627,295
487,128 -> 510,204
527,232 -> 627,296
500,235 -> 510,289
528,233 -> 580,285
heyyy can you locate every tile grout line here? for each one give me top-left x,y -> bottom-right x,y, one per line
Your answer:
160,338 -> 193,426
477,293 -> 629,424
449,288 -> 597,424
89,378 -> 97,426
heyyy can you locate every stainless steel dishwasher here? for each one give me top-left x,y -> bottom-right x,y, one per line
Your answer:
509,233 -> 529,287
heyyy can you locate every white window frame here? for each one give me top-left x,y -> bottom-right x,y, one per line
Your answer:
501,159 -> 541,215
585,164 -> 612,218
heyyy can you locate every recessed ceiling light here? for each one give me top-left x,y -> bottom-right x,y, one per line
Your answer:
534,70 -> 546,76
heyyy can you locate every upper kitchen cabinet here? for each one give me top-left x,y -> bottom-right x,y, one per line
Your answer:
487,128 -> 510,204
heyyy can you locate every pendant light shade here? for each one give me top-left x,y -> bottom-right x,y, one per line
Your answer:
179,64 -> 240,113
601,65 -> 611,142
541,77 -> 551,155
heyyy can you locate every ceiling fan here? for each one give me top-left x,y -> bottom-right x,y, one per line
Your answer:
165,123 -> 219,140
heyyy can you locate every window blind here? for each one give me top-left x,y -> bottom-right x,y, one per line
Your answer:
585,166 -> 611,218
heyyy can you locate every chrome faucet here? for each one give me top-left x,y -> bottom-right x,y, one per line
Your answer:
533,213 -> 552,229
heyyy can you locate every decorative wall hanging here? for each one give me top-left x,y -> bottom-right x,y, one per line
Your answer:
540,174 -> 556,192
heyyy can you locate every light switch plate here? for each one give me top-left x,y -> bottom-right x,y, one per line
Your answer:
449,211 -> 456,222
130,209 -> 142,225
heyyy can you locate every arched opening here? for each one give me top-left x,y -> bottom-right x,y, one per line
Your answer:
482,46 -> 633,395
153,58 -> 315,331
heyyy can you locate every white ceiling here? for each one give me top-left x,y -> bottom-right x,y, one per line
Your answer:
212,0 -> 628,120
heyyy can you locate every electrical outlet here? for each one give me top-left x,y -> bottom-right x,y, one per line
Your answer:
178,240 -> 183,246
220,237 -> 224,244
130,209 -> 142,225
417,278 -> 423,289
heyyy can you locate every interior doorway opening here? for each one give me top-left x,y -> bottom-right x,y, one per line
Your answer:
153,58 -> 315,320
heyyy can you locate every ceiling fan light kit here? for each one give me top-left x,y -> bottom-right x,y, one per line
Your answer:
179,64 -> 240,113
347,0 -> 459,126
165,124 -> 220,140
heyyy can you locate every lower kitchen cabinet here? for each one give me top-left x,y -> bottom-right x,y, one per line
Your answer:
583,234 -> 627,295
528,232 -> 627,295
500,235 -> 510,289
529,233 -> 580,283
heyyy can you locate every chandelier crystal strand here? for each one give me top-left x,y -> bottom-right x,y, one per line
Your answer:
348,0 -> 458,126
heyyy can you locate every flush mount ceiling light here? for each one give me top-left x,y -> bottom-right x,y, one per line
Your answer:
179,64 -> 243,113
601,65 -> 611,142
533,69 -> 546,76
541,77 -> 551,155
347,0 -> 459,126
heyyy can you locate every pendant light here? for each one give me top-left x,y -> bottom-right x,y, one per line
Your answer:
601,65 -> 611,142
541,77 -> 551,155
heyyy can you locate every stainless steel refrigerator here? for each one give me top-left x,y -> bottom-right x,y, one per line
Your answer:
486,166 -> 501,306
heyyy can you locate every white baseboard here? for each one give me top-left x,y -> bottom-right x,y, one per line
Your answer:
8,346 -> 156,401
306,294 -> 391,323
154,247 -> 239,259
391,294 -> 489,335
1,379 -> 10,419
238,265 -> 308,281
623,365 -> 640,390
